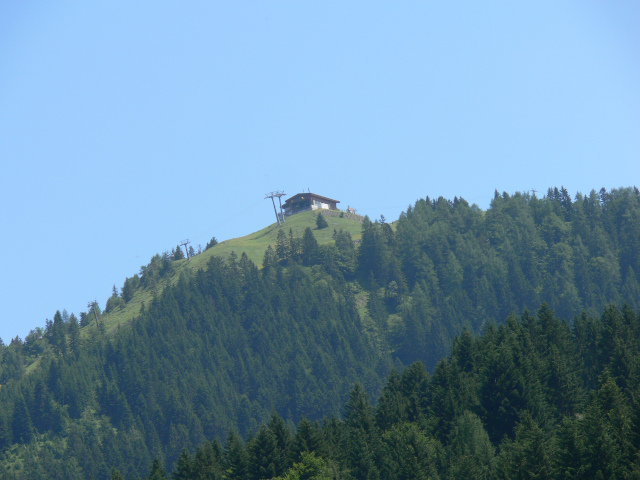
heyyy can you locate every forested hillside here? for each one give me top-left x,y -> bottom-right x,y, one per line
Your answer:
140,303 -> 640,480
0,186 -> 639,479
366,186 -> 640,368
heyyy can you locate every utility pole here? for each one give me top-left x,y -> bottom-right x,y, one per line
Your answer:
180,239 -> 191,259
88,300 -> 99,328
265,191 -> 286,226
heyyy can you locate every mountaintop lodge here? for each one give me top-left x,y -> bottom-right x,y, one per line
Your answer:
282,193 -> 340,217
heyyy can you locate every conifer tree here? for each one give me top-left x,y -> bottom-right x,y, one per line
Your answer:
225,430 -> 247,480
316,212 -> 328,229
447,411 -> 495,480
11,392 -> 33,443
147,458 -> 168,480
581,370 -> 632,478
172,449 -> 193,480
267,411 -> 292,475
206,237 -> 218,250
0,414 -> 12,452
262,245 -> 277,270
301,227 -> 320,266
292,417 -> 323,461
497,411 -> 550,480
192,441 -> 224,480
68,313 -> 81,355
343,384 -> 380,480
276,229 -> 288,263
553,416 -> 584,480
173,245 -> 185,260
375,369 -> 405,431
381,422 -> 440,480
247,425 -> 278,480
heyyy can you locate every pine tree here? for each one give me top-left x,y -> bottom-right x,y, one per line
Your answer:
206,237 -> 218,250
343,384 -> 380,480
447,411 -> 495,479
173,245 -> 185,260
49,310 -> 67,356
553,416 -> 584,480
276,229 -> 289,263
11,392 -> 34,443
0,414 -> 13,451
172,449 -> 193,480
247,425 -> 278,480
292,417 -> 323,461
571,369 -> 632,480
68,313 -> 81,355
316,212 -> 328,229
121,277 -> 134,302
497,411 -> 551,480
147,458 -> 168,480
224,430 -> 247,480
375,369 -> 406,431
267,411 -> 292,475
382,423 -> 441,480
262,245 -> 277,270
301,227 -> 320,266
192,441 -> 224,480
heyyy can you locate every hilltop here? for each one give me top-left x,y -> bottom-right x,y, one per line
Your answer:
98,209 -> 365,333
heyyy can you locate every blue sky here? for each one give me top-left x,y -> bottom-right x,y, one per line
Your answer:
1,1 -> 639,342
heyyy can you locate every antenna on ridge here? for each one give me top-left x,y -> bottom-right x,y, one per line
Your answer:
265,191 -> 287,226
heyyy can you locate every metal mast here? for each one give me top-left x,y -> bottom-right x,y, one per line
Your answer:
265,191 -> 286,226
180,239 -> 191,259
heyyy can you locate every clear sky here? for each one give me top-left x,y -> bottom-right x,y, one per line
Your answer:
1,1 -> 639,342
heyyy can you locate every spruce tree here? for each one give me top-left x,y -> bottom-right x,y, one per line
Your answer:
224,430 -> 247,480
11,393 -> 33,443
292,417 -> 323,461
316,212 -> 328,229
301,227 -> 320,266
173,245 -> 185,260
172,450 -> 193,480
276,229 -> 288,263
262,245 -> 277,270
447,411 -> 495,480
247,425 -> 278,480
147,458 -> 168,480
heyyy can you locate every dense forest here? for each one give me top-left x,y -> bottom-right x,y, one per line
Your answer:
136,303 -> 640,480
0,186 -> 638,478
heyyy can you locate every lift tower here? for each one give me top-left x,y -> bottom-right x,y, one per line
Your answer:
265,191 -> 286,226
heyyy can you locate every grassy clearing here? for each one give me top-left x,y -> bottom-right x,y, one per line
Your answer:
95,210 -> 365,334
205,209 -> 364,266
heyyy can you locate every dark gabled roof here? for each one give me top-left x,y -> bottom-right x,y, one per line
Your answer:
283,193 -> 340,206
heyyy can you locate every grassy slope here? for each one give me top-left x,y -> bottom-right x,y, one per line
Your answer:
99,210 -> 364,333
